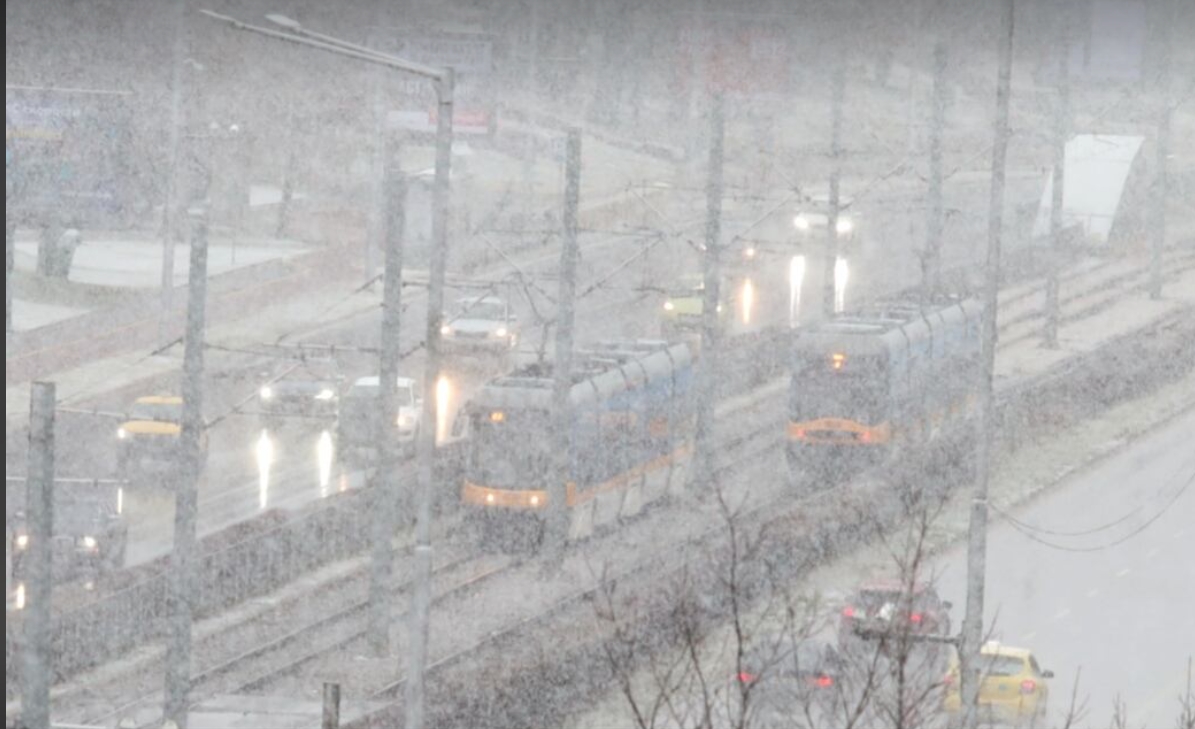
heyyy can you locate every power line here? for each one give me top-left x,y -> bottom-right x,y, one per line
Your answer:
993,470 -> 1193,553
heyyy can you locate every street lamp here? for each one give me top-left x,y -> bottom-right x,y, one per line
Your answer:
199,11 -> 454,729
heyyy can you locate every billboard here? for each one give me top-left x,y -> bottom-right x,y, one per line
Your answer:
6,85 -> 139,226
386,30 -> 496,137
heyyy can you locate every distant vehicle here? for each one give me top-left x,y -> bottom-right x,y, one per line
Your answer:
736,635 -> 844,720
838,579 -> 952,654
440,295 -> 519,358
942,642 -> 1053,724
116,395 -> 199,484
8,479 -> 128,579
736,194 -> 859,265
461,340 -> 694,545
258,366 -> 341,431
788,294 -> 982,476
335,375 -> 422,465
660,274 -> 728,339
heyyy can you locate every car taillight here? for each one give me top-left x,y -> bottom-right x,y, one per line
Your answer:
737,672 -> 757,684
943,674 -> 955,687
1020,678 -> 1036,694
815,675 -> 834,688
909,612 -> 923,624
859,431 -> 872,443
842,606 -> 856,618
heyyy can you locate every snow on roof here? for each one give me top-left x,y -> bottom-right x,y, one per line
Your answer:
1033,134 -> 1145,244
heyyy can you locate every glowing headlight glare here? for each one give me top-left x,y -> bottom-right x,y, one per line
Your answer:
256,430 -> 274,510
80,536 -> 98,550
529,495 -> 540,506
15,534 -> 29,549
740,279 -> 755,325
744,246 -> 757,259
435,376 -> 452,445
440,324 -> 453,336
14,583 -> 25,611
836,217 -> 854,235
316,430 -> 335,495
494,327 -> 508,338
793,215 -> 811,231
116,427 -> 128,440
259,385 -> 274,400
663,300 -> 675,311
485,492 -> 496,504
315,388 -> 335,401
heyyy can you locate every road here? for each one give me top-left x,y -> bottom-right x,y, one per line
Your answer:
4,171 -> 1045,575
933,407 -> 1195,727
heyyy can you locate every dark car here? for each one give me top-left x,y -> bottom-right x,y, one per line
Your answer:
9,480 -> 128,580
736,636 -> 845,723
838,580 -> 952,655
258,376 -> 340,431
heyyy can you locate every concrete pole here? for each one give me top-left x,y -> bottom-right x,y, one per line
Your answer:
521,0 -> 541,227
924,40 -> 948,302
321,682 -> 341,729
21,382 -> 55,729
1044,27 -> 1070,348
694,95 -> 724,490
368,140 -> 405,656
547,128 -> 583,556
6,212 -> 14,339
824,59 -> 846,318
163,205 -> 210,729
405,69 -> 454,729
961,1 -> 1015,727
159,0 -> 187,343
1149,0 -> 1173,301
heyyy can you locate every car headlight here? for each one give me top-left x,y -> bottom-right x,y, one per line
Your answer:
259,385 -> 274,400
744,246 -> 757,259
117,426 -> 128,439
315,388 -> 336,401
397,412 -> 416,429
716,304 -> 723,313
79,536 -> 98,551
663,300 -> 675,311
836,217 -> 855,235
494,327 -> 508,338
794,215 -> 811,231
15,534 -> 29,550
440,324 -> 453,336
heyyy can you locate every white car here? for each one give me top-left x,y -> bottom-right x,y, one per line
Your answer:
440,295 -> 519,355
336,375 -> 422,463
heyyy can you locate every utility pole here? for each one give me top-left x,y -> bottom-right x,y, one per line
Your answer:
6,206 -> 14,340
521,0 -> 541,228
547,127 -> 583,556
924,40 -> 948,301
1044,18 -> 1071,348
368,139 -> 405,656
406,68 -> 454,729
159,0 -> 188,344
694,95 -> 724,489
824,58 -> 846,318
321,682 -> 341,729
961,1 -> 1015,727
163,204 -> 210,729
20,381 -> 55,729
1149,0 -> 1173,301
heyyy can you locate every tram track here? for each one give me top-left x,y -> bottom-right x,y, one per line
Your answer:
37,250 -> 1186,727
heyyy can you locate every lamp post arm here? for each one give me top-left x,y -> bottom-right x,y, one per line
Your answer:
199,9 -> 445,80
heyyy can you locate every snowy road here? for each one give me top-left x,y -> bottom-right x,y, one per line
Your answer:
933,408 -> 1195,727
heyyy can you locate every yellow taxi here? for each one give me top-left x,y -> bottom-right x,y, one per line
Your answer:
943,641 -> 1054,725
116,395 -> 187,477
